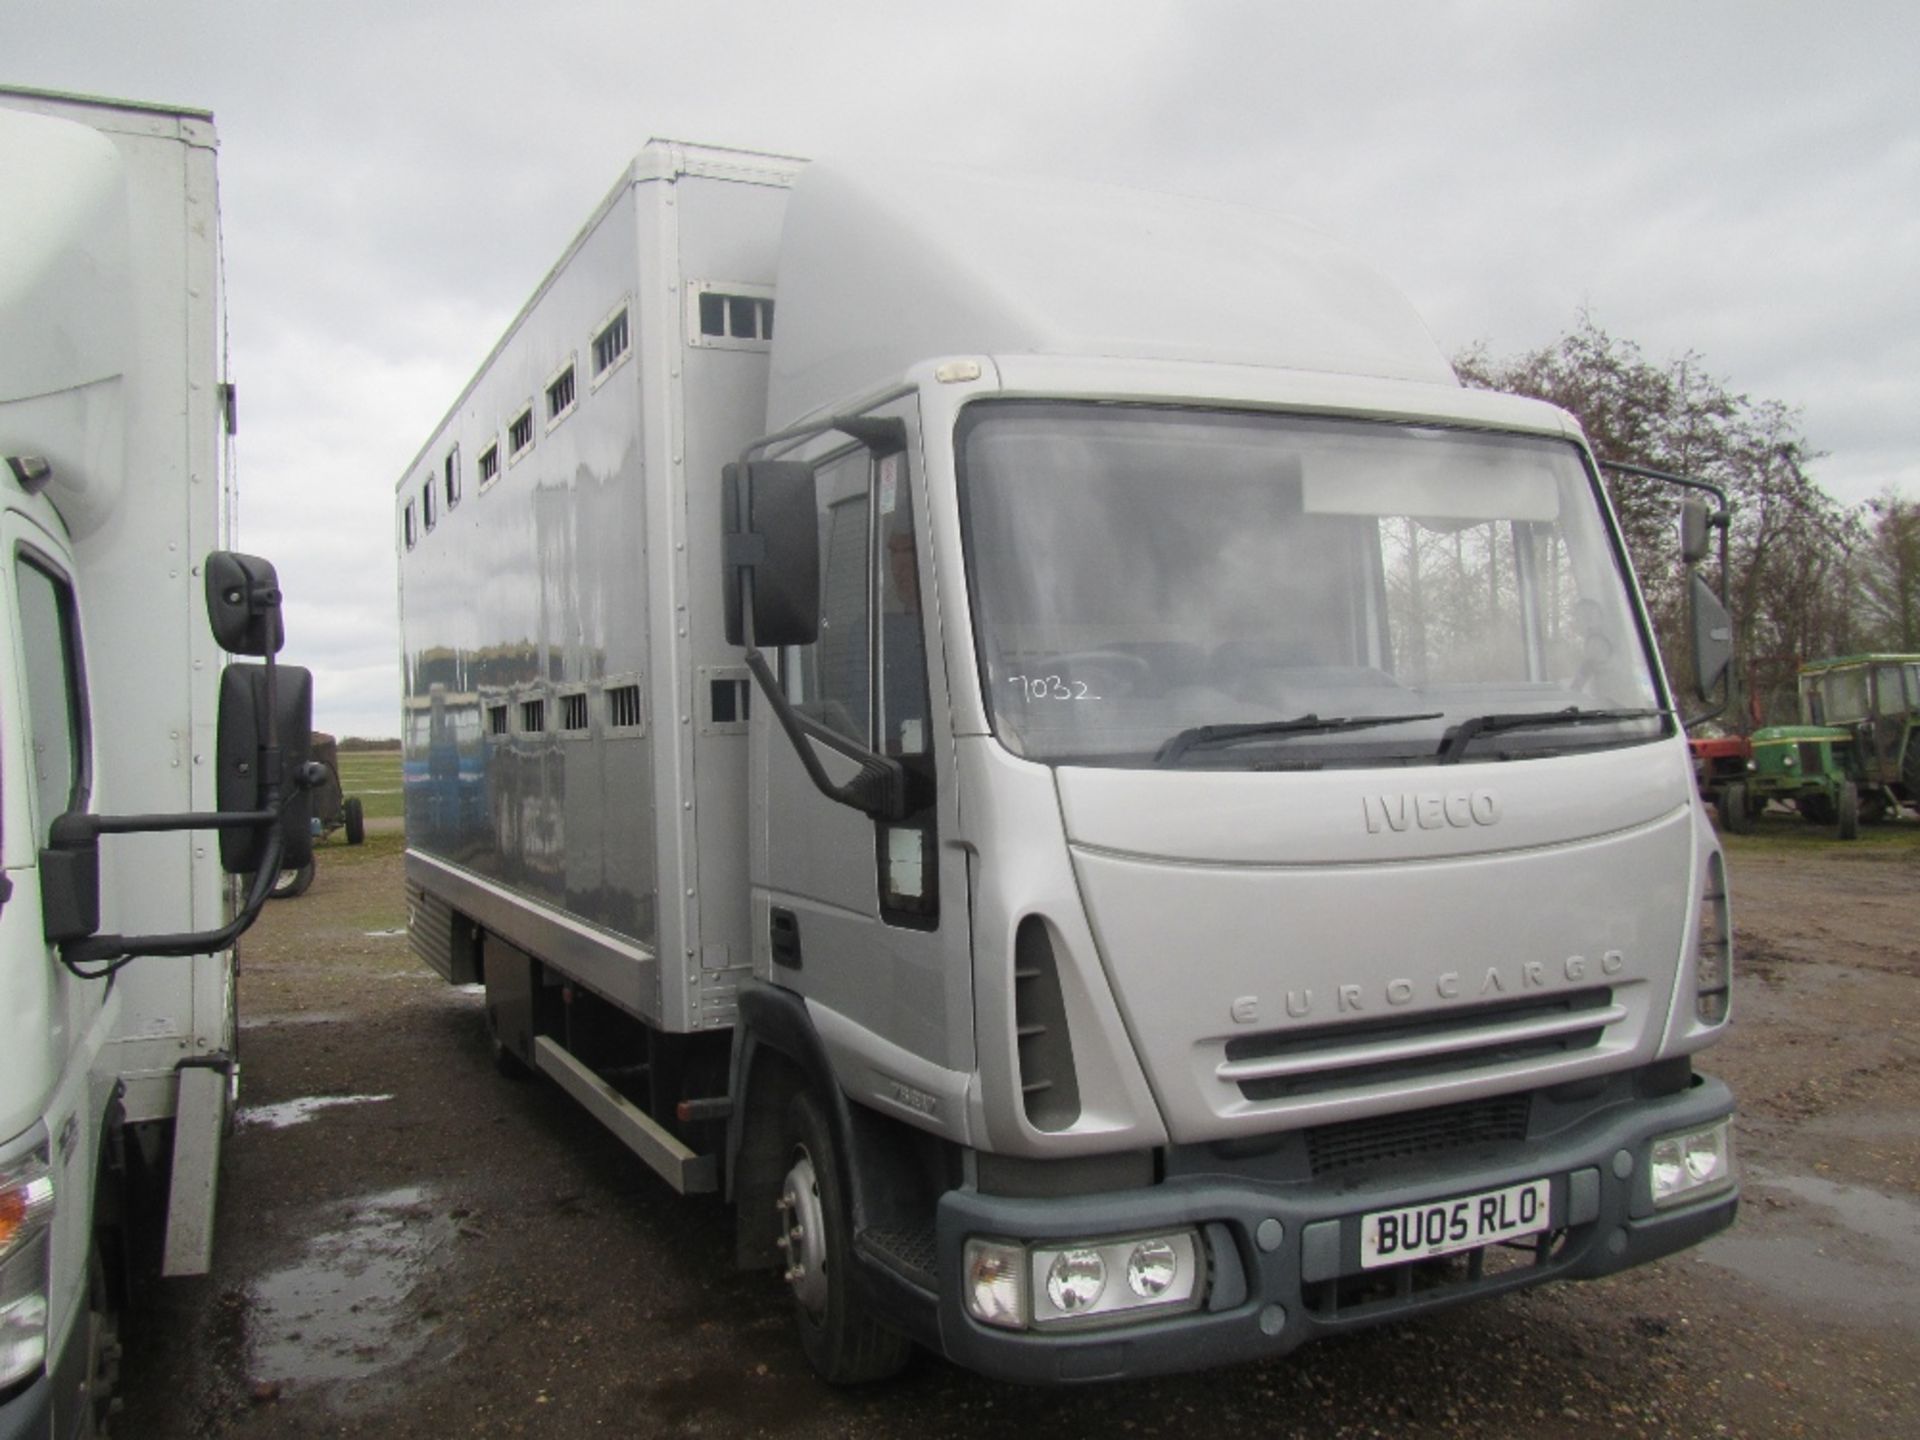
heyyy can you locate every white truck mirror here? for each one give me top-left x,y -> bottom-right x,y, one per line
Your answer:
215,663 -> 315,875
204,550 -> 285,656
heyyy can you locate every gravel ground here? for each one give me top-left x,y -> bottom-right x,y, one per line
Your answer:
114,818 -> 1920,1438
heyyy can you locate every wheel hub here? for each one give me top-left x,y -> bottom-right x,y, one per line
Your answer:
777,1148 -> 829,1317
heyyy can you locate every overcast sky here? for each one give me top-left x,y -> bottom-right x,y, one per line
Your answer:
9,1 -> 1918,738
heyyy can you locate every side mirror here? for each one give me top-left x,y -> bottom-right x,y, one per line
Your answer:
205,551 -> 285,656
1689,572 -> 1733,701
723,461 -> 818,648
217,663 -> 315,874
1679,498 -> 1713,566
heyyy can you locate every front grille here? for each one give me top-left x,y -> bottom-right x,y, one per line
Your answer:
1798,740 -> 1825,770
1305,1094 -> 1531,1177
1223,989 -> 1618,1102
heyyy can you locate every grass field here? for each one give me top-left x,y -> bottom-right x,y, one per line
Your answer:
333,746 -> 403,820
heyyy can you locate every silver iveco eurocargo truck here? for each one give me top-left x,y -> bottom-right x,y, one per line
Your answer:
397,143 -> 1738,1384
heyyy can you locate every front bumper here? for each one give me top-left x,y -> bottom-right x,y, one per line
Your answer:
926,1073 -> 1736,1383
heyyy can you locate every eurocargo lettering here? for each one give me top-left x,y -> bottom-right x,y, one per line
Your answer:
396,141 -> 1739,1384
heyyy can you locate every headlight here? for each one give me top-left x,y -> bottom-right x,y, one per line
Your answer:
1649,1120 -> 1735,1209
1695,850 -> 1731,1025
0,1141 -> 55,1389
963,1229 -> 1203,1331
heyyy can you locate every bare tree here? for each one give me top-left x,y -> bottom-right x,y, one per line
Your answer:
1458,316 -> 1858,727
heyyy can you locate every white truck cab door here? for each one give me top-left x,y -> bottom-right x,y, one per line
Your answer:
754,395 -> 975,1095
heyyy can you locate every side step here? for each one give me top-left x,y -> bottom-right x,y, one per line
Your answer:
162,1065 -> 229,1276
532,1037 -> 718,1194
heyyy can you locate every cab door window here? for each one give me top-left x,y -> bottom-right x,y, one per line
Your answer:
785,448 -> 871,746
14,551 -> 90,833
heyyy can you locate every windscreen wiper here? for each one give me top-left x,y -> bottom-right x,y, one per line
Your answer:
1435,707 -> 1667,765
1156,712 -> 1443,766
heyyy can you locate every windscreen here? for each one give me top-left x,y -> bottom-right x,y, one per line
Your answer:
956,402 -> 1666,768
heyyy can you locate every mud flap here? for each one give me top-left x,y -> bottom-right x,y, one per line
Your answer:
161,1065 -> 229,1276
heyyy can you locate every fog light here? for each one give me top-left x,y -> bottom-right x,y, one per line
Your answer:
1045,1249 -> 1107,1313
1029,1230 -> 1202,1329
1127,1239 -> 1179,1299
1649,1121 -> 1734,1209
963,1238 -> 1027,1330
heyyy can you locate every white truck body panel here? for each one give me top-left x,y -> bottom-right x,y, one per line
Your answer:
1,84 -> 237,1426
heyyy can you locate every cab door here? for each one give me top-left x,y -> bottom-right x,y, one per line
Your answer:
751,393 -> 975,1118
0,519 -> 96,1117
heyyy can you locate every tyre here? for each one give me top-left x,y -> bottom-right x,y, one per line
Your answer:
1798,792 -> 1835,825
1719,782 -> 1752,834
78,1244 -> 121,1438
1836,781 -> 1860,841
270,860 -> 315,899
777,1092 -> 911,1384
343,796 -> 366,846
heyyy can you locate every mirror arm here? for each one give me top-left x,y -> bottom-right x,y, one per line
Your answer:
49,763 -> 321,972
742,649 -> 909,821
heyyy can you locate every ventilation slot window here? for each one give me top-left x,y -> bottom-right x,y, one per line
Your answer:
545,361 -> 577,428
507,407 -> 534,462
559,691 -> 589,734
519,698 -> 546,735
444,447 -> 461,509
421,478 -> 437,532
478,442 -> 500,490
688,282 -> 775,352
1013,919 -> 1081,1132
606,682 -> 644,732
592,306 -> 630,382
486,703 -> 508,737
403,501 -> 417,550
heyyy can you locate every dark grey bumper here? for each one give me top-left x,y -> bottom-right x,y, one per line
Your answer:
927,1074 -> 1737,1383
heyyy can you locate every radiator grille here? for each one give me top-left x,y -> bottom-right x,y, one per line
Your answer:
1305,1094 -> 1532,1177
1225,989 -> 1616,1102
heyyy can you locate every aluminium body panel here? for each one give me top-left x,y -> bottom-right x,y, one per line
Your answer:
398,145 -> 799,1033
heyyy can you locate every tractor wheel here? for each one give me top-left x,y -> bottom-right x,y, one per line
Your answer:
270,860 -> 315,899
1719,783 -> 1753,834
344,796 -> 366,846
777,1091 -> 911,1384
1836,781 -> 1860,841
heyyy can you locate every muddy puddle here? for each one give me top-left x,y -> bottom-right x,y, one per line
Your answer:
247,1185 -> 459,1407
1700,1169 -> 1920,1329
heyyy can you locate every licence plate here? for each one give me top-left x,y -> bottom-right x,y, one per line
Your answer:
1359,1177 -> 1552,1269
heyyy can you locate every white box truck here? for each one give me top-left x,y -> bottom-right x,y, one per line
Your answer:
397,141 -> 1738,1384
1,88 -> 313,1436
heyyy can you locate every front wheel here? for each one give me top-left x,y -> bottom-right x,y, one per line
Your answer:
1719,782 -> 1753,834
1836,781 -> 1860,841
777,1092 -> 910,1384
343,796 -> 366,846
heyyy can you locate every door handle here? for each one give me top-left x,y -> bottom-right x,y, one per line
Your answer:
770,907 -> 802,970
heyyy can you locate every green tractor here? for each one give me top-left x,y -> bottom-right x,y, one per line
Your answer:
1724,654 -> 1920,838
